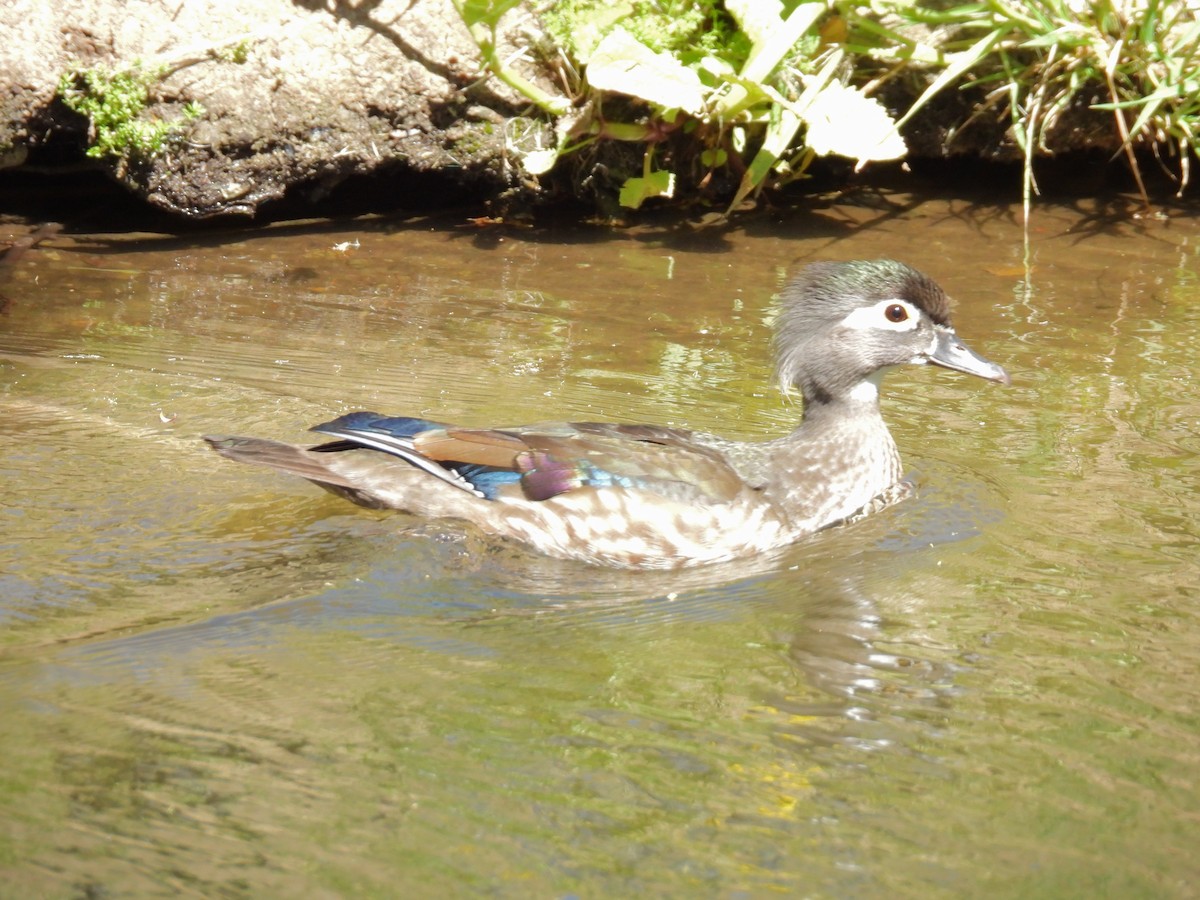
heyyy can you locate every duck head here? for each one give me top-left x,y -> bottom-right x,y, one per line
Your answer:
775,259 -> 1010,407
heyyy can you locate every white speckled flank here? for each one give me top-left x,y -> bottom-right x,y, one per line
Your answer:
492,488 -> 791,569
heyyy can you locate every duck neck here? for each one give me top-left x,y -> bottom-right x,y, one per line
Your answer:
770,373 -> 903,531
796,371 -> 887,431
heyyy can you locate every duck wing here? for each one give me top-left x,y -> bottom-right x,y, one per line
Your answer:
306,412 -> 751,504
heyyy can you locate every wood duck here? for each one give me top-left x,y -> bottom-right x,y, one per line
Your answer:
205,259 -> 1009,569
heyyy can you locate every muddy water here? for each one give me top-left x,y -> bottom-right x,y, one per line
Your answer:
2,197 -> 1198,896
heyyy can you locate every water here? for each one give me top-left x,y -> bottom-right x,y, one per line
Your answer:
1,197 -> 1198,896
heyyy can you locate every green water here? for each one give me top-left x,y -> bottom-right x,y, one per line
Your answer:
1,199 -> 1198,897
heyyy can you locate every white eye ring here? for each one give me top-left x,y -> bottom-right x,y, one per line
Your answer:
839,299 -> 921,332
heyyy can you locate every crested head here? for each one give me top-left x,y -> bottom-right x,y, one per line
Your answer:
778,259 -> 951,337
775,259 -> 1007,408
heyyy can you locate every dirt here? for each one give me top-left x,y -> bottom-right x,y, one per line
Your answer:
0,0 -> 1170,223
0,0 -> 546,219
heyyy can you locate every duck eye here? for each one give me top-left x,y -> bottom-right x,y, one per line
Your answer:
885,303 -> 908,323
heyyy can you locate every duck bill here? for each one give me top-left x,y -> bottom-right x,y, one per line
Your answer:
927,327 -> 1011,385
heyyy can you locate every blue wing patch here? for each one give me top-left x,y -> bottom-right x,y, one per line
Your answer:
447,463 -> 522,500
315,412 -> 440,439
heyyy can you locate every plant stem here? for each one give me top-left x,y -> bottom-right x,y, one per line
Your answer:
476,35 -> 570,116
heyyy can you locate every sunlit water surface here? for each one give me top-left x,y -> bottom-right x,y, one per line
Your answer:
2,196 -> 1198,897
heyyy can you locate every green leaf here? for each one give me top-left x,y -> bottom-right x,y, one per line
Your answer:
507,115 -> 567,175
724,0 -> 785,54
618,169 -> 676,209
587,27 -> 707,114
456,0 -> 522,29
711,71 -> 774,119
551,3 -> 632,62
520,148 -> 559,175
802,82 -> 906,162
1021,25 -> 1089,50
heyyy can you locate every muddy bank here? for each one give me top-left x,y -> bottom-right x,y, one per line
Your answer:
0,0 -> 1181,225
2,0 -> 540,220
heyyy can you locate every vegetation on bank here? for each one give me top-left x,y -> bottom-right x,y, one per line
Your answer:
454,0 -> 1198,214
57,64 -> 203,165
55,39 -> 253,170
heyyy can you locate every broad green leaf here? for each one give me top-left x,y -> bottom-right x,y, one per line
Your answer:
725,0 -> 785,52
802,82 -> 907,162
507,117 -> 561,174
520,148 -> 559,175
711,72 -> 774,119
697,55 -> 737,80
619,169 -> 676,209
556,3 -> 633,62
456,0 -> 522,29
588,28 -> 707,114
